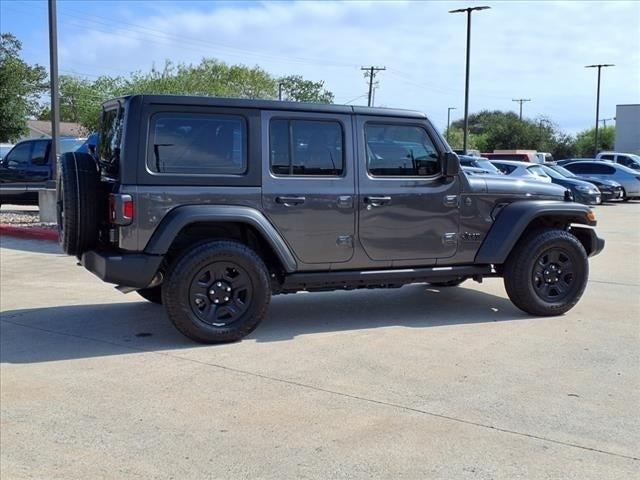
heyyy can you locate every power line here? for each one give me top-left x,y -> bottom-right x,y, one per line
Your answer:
512,98 -> 531,120
361,66 -> 386,107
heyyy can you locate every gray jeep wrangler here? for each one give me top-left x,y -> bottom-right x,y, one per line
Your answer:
57,95 -> 604,343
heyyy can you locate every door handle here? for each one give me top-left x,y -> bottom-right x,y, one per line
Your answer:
275,196 -> 306,206
364,196 -> 391,207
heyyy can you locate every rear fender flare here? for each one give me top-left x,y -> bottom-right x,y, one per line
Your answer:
144,205 -> 297,272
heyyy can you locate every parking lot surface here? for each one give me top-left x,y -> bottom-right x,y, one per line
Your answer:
1,203 -> 639,479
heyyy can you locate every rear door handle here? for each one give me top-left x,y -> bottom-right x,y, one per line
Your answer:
364,196 -> 391,207
275,196 -> 306,206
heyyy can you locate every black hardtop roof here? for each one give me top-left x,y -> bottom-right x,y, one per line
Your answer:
107,94 -> 427,119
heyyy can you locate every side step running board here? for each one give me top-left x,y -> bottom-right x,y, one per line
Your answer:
279,265 -> 496,292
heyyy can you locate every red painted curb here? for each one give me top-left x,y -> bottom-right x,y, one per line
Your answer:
0,224 -> 58,242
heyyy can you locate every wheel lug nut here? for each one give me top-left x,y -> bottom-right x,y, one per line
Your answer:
224,296 -> 229,302
217,282 -> 222,287
214,299 -> 219,304
226,287 -> 231,292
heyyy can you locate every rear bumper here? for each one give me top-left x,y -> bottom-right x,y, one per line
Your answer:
81,250 -> 163,288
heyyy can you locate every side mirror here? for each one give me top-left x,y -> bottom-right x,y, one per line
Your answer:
88,144 -> 96,156
442,152 -> 460,177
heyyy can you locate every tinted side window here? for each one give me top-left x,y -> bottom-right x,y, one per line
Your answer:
600,154 -> 614,160
6,143 -> 31,168
591,163 -> 615,174
618,156 -> 635,167
365,124 -> 440,176
148,113 -> 246,175
494,163 -> 516,174
31,141 -> 48,166
269,119 -> 343,176
98,106 -> 124,177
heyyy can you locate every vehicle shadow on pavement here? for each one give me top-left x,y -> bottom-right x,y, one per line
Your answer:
1,284 -> 532,364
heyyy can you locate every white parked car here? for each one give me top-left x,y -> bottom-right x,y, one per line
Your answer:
535,152 -> 554,163
489,160 -> 553,183
595,152 -> 640,170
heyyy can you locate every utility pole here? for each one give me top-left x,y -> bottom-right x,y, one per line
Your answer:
278,82 -> 283,101
585,63 -> 614,155
599,117 -> 615,128
361,66 -> 386,107
512,98 -> 531,120
48,0 -> 60,180
446,107 -> 457,142
449,6 -> 491,154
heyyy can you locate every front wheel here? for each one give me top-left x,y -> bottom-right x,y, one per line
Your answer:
162,240 -> 271,343
503,229 -> 588,316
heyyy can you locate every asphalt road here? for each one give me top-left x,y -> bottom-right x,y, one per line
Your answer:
1,202 -> 639,479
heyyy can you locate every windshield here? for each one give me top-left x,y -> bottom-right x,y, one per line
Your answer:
541,165 -> 564,179
476,159 -> 501,174
549,165 -> 575,178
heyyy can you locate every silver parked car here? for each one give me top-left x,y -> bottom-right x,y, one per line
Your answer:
489,160 -> 553,183
562,161 -> 640,200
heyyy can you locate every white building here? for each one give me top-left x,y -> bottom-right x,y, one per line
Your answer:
615,104 -> 640,154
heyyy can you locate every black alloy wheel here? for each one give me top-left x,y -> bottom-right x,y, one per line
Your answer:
189,261 -> 253,327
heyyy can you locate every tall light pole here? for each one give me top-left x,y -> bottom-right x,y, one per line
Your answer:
585,64 -> 614,155
48,0 -> 60,180
446,107 -> 457,143
449,5 -> 490,154
512,98 -> 531,121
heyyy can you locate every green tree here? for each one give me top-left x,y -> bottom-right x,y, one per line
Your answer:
447,110 -> 582,159
277,75 -> 334,103
39,59 -> 336,132
573,126 -> 615,157
0,33 -> 48,142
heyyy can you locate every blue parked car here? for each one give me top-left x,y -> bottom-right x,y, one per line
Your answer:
540,164 -> 601,205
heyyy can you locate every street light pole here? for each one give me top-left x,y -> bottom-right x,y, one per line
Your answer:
449,6 -> 490,154
48,0 -> 60,176
585,64 -> 614,155
446,107 -> 456,143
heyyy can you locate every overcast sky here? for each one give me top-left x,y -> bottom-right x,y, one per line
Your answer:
2,0 -> 639,133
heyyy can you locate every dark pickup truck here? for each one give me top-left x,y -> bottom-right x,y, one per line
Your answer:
0,137 -> 85,206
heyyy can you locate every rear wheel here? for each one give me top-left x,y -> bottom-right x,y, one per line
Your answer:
504,229 -> 588,316
162,240 -> 271,343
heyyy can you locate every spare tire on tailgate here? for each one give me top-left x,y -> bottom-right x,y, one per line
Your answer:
57,152 -> 100,256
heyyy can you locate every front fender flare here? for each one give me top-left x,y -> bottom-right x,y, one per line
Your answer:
475,200 -> 596,264
144,205 -> 297,272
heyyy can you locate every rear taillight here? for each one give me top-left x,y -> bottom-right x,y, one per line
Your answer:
109,194 -> 133,225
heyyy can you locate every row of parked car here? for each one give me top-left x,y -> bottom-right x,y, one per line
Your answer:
1,134 -> 639,207
459,151 -> 640,205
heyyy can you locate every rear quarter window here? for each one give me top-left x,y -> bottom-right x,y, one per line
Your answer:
147,112 -> 246,175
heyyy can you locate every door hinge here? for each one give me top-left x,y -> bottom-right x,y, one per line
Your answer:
443,195 -> 459,207
442,232 -> 458,245
336,235 -> 353,247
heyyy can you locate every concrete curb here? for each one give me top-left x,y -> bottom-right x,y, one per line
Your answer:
0,224 -> 58,242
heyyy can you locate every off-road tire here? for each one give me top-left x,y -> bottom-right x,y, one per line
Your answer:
162,240 -> 271,343
428,279 -> 466,287
57,152 -> 100,256
504,228 -> 588,316
137,286 -> 163,304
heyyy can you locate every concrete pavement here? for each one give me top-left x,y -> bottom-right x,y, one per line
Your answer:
1,203 -> 639,479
